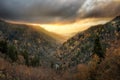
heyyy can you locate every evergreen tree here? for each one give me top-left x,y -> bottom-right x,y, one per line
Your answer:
30,55 -> 40,67
22,50 -> 29,66
7,45 -> 18,62
0,40 -> 7,53
92,36 -> 105,63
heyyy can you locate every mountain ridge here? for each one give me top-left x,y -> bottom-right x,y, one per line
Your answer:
0,19 -> 61,66
55,16 -> 120,68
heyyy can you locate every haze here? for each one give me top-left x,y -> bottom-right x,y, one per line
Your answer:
0,0 -> 120,41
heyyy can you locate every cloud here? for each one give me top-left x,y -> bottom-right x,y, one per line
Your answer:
0,0 -> 120,24
78,0 -> 120,18
0,0 -> 85,23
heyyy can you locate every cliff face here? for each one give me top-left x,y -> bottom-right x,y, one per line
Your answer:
56,16 -> 120,67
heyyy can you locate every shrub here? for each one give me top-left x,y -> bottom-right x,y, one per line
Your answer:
0,58 -> 62,80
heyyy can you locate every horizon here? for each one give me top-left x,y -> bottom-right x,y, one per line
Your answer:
0,0 -> 120,41
3,17 -> 111,42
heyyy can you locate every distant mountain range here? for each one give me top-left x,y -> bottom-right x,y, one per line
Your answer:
56,16 -> 120,68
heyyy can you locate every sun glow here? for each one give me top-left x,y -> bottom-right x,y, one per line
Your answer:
5,18 -> 111,40
40,18 -> 111,37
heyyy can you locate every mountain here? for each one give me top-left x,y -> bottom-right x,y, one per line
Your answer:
31,25 -> 67,43
0,16 -> 120,80
56,16 -> 120,68
0,20 -> 62,65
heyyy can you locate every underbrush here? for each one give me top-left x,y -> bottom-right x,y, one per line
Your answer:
0,58 -> 62,80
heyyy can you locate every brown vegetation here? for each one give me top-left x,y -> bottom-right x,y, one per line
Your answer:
62,48 -> 120,80
0,58 -> 62,80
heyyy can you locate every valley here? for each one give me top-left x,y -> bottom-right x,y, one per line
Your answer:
0,0 -> 120,80
0,16 -> 120,80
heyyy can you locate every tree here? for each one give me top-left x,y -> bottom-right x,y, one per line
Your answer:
30,55 -> 40,67
92,36 -> 105,63
0,40 -> 7,53
7,45 -> 18,62
22,50 -> 29,66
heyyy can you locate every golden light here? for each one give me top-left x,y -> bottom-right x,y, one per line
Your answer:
40,18 -> 111,38
5,17 -> 112,42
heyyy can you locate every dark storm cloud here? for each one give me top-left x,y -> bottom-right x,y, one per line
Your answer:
0,0 -> 85,23
0,0 -> 120,23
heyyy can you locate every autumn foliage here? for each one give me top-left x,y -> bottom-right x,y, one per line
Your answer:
0,58 -> 62,80
63,48 -> 120,80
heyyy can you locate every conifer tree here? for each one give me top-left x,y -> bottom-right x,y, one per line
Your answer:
92,36 -> 105,63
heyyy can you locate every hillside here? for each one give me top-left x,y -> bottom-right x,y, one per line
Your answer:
30,25 -> 67,43
0,20 -> 61,66
56,16 -> 120,68
0,16 -> 120,80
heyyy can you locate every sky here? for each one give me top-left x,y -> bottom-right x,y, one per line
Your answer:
0,0 -> 120,23
0,0 -> 120,39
